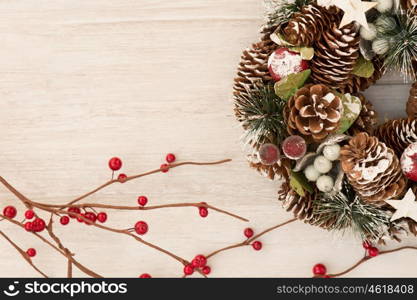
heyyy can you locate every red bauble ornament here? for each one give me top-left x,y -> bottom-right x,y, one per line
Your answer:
160,164 -> 170,173
134,221 -> 148,235
137,196 -> 148,207
199,207 -> 209,218
60,216 -> 70,225
108,157 -> 123,171
244,228 -> 254,238
183,264 -> 194,276
3,206 -> 17,219
25,210 -> 35,220
282,135 -> 307,160
368,247 -> 379,257
26,248 -> 37,257
84,212 -> 97,225
166,153 -> 176,163
252,241 -> 262,251
312,263 -> 327,275
24,222 -> 33,232
191,255 -> 207,268
118,173 -> 128,183
202,266 -> 211,275
268,48 -> 309,82
32,218 -> 46,232
259,144 -> 280,165
401,143 -> 417,181
139,273 -> 152,278
68,207 -> 81,219
97,212 -> 107,223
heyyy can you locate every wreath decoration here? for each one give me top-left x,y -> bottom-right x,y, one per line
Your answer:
233,0 -> 417,243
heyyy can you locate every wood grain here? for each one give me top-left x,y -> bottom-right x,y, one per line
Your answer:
0,0 -> 416,278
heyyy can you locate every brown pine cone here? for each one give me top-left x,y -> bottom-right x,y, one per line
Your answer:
340,132 -> 407,203
233,26 -> 276,99
340,58 -> 384,94
250,157 -> 292,181
401,0 -> 417,12
278,182 -> 316,221
348,93 -> 378,135
374,118 -> 417,157
284,84 -> 343,141
406,82 -> 417,118
311,22 -> 360,89
283,3 -> 337,46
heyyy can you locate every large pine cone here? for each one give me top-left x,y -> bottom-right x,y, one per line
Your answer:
348,93 -> 378,135
340,133 -> 406,203
278,182 -> 316,221
374,118 -> 417,157
283,3 -> 335,46
311,22 -> 360,89
340,58 -> 384,94
406,82 -> 417,118
233,26 -> 276,99
284,84 -> 343,141
250,157 -> 292,181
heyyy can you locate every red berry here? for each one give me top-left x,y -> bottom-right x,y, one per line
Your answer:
77,214 -> 84,223
166,153 -> 176,163
108,157 -> 123,171
183,264 -> 194,276
25,210 -> 35,220
362,241 -> 371,249
282,135 -> 307,160
97,212 -> 107,223
60,216 -> 70,225
68,207 -> 81,219
26,248 -> 36,257
32,218 -> 46,232
24,222 -> 33,232
244,228 -> 254,238
3,206 -> 17,219
368,247 -> 379,257
137,196 -> 148,207
139,273 -> 151,278
313,263 -> 327,275
202,266 -> 211,275
134,221 -> 148,235
160,164 -> 169,173
84,212 -> 97,225
199,207 -> 208,218
252,241 -> 262,251
191,255 -> 207,268
118,173 -> 127,183
259,144 -> 280,165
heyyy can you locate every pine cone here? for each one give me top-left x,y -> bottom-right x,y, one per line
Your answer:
278,182 -> 316,221
233,26 -> 276,99
401,0 -> 417,12
340,132 -> 406,203
347,93 -> 378,135
283,4 -> 336,46
250,157 -> 292,181
374,118 -> 417,157
406,82 -> 417,118
284,84 -> 343,141
311,22 -> 360,89
340,58 -> 384,94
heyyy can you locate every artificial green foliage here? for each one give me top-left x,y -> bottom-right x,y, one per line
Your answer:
265,0 -> 312,27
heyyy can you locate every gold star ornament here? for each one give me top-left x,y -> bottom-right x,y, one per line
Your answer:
332,0 -> 378,29
385,188 -> 417,222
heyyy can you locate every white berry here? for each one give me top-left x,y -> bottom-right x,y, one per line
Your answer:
304,165 -> 321,182
374,0 -> 393,13
360,23 -> 377,41
372,38 -> 389,55
316,175 -> 334,193
314,156 -> 332,174
323,144 -> 341,161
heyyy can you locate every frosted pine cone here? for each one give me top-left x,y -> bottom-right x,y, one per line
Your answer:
284,84 -> 343,141
340,133 -> 406,203
278,182 -> 316,221
348,93 -> 378,135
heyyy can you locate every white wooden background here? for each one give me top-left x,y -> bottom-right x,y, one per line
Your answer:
0,0 -> 415,278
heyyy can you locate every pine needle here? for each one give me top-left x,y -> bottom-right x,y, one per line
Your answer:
264,0 -> 312,27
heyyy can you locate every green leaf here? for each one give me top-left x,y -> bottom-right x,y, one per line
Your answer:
336,93 -> 362,134
290,170 -> 314,197
351,56 -> 375,78
274,69 -> 311,100
289,46 -> 314,60
270,31 -> 293,47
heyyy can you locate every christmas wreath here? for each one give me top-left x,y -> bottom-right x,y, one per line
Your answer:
233,0 -> 417,244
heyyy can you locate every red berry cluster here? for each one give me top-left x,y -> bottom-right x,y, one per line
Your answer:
243,227 -> 262,251
184,255 -> 211,276
66,207 -> 107,226
160,153 -> 176,173
363,241 -> 379,257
